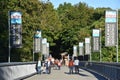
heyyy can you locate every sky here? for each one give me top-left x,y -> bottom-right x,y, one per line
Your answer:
49,0 -> 120,9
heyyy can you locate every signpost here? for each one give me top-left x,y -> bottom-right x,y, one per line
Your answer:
105,23 -> 117,46
105,10 -> 118,62
79,42 -> 84,56
92,29 -> 102,62
42,38 -> 47,59
10,11 -> 22,48
85,38 -> 91,55
73,45 -> 77,57
34,30 -> 42,53
33,30 -> 42,61
8,11 -> 22,62
105,10 -> 117,46
46,43 -> 49,57
92,29 -> 100,52
85,38 -> 91,61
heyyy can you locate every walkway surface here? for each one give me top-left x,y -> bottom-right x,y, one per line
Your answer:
24,66 -> 107,80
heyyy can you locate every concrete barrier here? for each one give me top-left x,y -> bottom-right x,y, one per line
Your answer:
0,62 -> 37,80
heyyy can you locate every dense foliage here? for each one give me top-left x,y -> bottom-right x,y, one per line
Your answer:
0,0 -> 120,62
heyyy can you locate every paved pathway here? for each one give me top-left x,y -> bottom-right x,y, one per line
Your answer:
24,66 -> 107,80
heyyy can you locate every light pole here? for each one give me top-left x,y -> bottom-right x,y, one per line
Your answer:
33,37 -> 34,61
100,28 -> 102,62
116,9 -> 118,62
8,11 -> 11,63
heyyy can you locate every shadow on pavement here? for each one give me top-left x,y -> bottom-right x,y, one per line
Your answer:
81,68 -> 108,80
64,72 -> 89,77
78,73 -> 89,76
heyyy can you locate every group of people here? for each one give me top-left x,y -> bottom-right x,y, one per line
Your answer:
36,56 -> 80,75
36,57 -> 62,74
53,59 -> 62,70
68,57 -> 80,74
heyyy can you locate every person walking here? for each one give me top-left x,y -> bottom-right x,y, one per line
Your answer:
74,57 -> 79,74
68,59 -> 74,74
58,60 -> 62,70
36,58 -> 42,74
45,58 -> 52,74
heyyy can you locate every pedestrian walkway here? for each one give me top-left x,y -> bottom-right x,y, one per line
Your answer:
24,66 -> 107,80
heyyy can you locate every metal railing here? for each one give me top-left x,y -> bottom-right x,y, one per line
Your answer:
79,61 -> 120,80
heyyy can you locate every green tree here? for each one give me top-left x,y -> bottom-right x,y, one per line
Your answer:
0,0 -> 62,62
57,2 -> 94,54
0,0 -> 120,62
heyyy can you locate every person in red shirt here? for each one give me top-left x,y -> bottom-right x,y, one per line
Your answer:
68,59 -> 74,74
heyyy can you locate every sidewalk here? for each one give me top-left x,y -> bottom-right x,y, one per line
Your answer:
24,66 -> 107,80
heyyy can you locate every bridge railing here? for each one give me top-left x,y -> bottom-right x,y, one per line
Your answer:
79,61 -> 120,80
0,62 -> 37,80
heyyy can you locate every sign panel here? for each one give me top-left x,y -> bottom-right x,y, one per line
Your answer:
46,43 -> 49,57
85,38 -> 90,43
79,42 -> 83,47
79,42 -> 84,55
10,11 -> 22,48
85,43 -> 91,55
34,30 -> 41,38
93,37 -> 100,52
42,43 -> 47,55
42,38 -> 47,55
92,29 -> 100,37
92,29 -> 100,52
34,30 -> 42,53
105,23 -> 117,46
85,38 -> 91,55
73,46 -> 77,57
79,47 -> 83,56
105,11 -> 117,23
34,38 -> 41,53
105,10 -> 117,46
42,38 -> 47,44
10,11 -> 22,24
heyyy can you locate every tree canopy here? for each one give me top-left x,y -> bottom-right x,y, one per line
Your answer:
0,0 -> 120,62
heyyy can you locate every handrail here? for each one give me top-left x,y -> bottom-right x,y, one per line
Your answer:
79,61 -> 120,80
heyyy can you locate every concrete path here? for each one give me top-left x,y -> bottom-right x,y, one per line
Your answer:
24,66 -> 107,80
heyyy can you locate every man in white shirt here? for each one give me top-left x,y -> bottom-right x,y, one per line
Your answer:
74,57 -> 79,74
